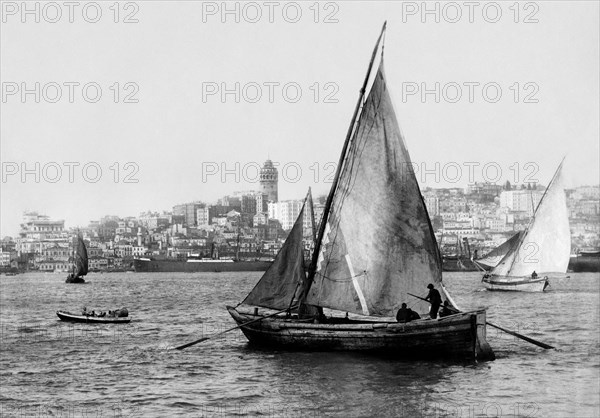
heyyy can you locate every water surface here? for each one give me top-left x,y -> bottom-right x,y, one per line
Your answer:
1,271 -> 598,417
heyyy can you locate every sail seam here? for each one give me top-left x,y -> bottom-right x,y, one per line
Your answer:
345,254 -> 369,316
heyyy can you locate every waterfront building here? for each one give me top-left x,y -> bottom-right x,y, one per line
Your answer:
253,212 -> 268,226
196,206 -> 210,227
499,190 -> 543,213
173,202 -> 204,227
269,200 -> 303,231
424,194 -> 439,216
241,194 -> 257,215
466,182 -> 503,197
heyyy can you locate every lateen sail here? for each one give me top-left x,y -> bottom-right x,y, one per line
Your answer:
492,161 -> 570,277
242,204 -> 306,310
476,231 -> 523,269
74,235 -> 88,277
305,64 -> 442,317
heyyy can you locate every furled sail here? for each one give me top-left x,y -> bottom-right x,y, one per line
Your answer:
242,204 -> 306,310
74,235 -> 88,277
476,231 -> 523,269
305,63 -> 442,317
492,161 -> 570,277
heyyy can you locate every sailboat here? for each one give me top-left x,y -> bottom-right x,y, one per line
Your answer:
65,233 -> 88,283
227,23 -> 495,361
482,160 -> 570,291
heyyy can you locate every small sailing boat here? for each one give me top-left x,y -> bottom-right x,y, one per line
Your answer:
66,233 -> 88,284
482,160 -> 570,291
227,23 -> 495,360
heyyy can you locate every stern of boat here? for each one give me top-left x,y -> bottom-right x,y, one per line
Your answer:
475,310 -> 495,361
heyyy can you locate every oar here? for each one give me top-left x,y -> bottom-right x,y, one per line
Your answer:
406,293 -> 554,350
486,322 -> 554,350
174,306 -> 296,350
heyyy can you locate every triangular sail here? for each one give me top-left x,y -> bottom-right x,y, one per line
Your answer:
74,235 -> 88,277
242,205 -> 306,310
492,162 -> 570,277
305,64 -> 442,317
476,231 -> 523,269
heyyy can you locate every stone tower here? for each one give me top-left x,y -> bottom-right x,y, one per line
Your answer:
259,159 -> 278,202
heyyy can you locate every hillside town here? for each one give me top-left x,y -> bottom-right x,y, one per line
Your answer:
1,160 -> 598,273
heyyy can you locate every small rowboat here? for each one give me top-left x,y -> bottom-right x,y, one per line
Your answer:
56,310 -> 131,324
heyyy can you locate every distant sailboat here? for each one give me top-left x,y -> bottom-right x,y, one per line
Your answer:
66,234 -> 88,284
482,160 -> 570,291
226,23 -> 495,360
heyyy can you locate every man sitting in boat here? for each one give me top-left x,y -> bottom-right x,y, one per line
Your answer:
396,303 -> 420,323
425,284 -> 442,319
531,271 -> 538,279
439,300 -> 455,317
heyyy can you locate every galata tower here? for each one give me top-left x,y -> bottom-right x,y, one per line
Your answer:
259,159 -> 278,202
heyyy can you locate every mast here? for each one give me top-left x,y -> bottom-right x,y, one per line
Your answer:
307,187 -> 317,244
236,223 -> 241,261
301,22 -> 387,303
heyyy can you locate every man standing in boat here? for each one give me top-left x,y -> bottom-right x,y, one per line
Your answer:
425,284 -> 442,319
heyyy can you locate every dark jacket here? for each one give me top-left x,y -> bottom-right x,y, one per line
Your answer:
396,307 -> 421,322
426,288 -> 442,306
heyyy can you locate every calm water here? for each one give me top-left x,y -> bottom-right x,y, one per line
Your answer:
1,271 -> 598,417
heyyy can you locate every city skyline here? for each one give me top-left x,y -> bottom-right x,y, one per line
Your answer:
2,2 -> 598,239
3,181 -> 598,240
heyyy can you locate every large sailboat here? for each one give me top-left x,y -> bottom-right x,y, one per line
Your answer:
482,160 -> 570,291
66,234 -> 88,284
227,23 -> 495,361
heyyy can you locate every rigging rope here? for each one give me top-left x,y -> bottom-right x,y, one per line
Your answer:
315,270 -> 368,283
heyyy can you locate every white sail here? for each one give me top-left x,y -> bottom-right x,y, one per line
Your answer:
492,162 -> 570,277
476,232 -> 523,269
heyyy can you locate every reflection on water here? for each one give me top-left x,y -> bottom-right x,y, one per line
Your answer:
1,271 -> 598,417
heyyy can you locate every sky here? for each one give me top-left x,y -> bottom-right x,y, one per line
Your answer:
1,1 -> 598,237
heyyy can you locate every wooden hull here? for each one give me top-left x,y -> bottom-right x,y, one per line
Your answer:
56,311 -> 131,324
442,256 -> 479,272
482,275 -> 549,292
227,307 -> 495,361
568,255 -> 600,272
